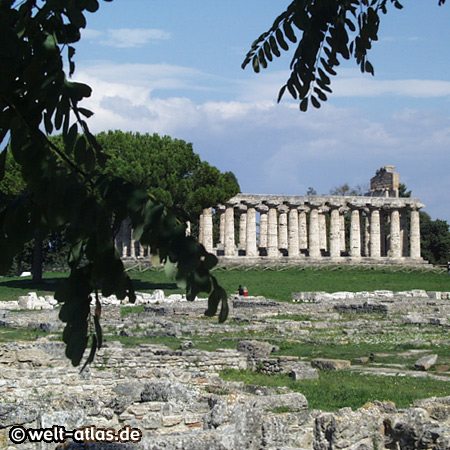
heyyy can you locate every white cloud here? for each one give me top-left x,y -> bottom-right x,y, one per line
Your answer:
333,77 -> 450,98
82,28 -> 171,48
73,61 -> 450,222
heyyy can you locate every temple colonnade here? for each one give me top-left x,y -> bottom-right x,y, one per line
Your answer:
197,194 -> 424,264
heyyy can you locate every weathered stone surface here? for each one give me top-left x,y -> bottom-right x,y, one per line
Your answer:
311,358 -> 351,371
415,354 -> 438,371
251,392 -> 308,412
289,362 -> 319,380
237,340 -> 277,359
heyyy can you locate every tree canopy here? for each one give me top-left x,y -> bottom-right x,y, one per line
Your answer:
329,183 -> 366,196
96,131 -> 240,221
243,0 -> 446,111
0,0 -> 230,367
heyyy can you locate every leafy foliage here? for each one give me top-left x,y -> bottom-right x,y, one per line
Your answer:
96,130 -> 240,221
399,184 -> 449,265
0,0 -> 229,367
243,0 -> 446,110
420,212 -> 450,265
329,183 -> 367,196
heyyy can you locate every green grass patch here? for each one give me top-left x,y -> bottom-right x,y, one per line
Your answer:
272,340 -> 450,366
128,266 -> 450,302
121,305 -> 146,317
0,273 -> 65,301
0,266 -> 448,303
268,314 -> 312,321
220,369 -> 450,411
0,326 -> 52,342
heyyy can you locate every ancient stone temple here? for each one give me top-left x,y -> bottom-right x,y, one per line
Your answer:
198,165 -> 426,265
116,166 -> 427,266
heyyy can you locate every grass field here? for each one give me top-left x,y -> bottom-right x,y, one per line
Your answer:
0,266 -> 448,302
220,369 -> 450,411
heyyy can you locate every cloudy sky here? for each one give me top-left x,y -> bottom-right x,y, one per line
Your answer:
73,1 -> 450,221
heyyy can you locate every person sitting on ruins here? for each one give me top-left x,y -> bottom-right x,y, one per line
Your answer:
243,287 -> 248,297
237,285 -> 244,296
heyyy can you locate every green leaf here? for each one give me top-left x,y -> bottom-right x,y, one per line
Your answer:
283,21 -> 297,43
65,123 -> 78,153
269,35 -> 280,57
258,48 -> 267,69
77,107 -> 94,118
164,258 -> 176,280
365,60 -> 374,75
263,41 -> 272,62
277,85 -> 287,103
252,55 -> 260,73
311,95 -> 321,109
218,294 -> 229,323
300,97 -> 308,112
94,315 -> 102,349
80,334 -> 97,372
314,87 -> 327,101
275,28 -> 289,51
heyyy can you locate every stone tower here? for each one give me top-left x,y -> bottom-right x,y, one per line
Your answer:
369,165 -> 399,198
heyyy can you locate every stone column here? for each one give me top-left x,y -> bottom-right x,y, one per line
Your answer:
340,213 -> 346,253
278,206 -> 288,251
217,205 -> 225,249
245,203 -> 258,257
287,205 -> 299,258
238,205 -> 247,250
224,204 -> 235,257
298,208 -> 309,251
350,208 -> 361,258
259,207 -> 268,249
363,210 -> 370,257
319,208 -> 328,251
369,209 -> 381,258
388,208 -> 401,259
130,234 -> 136,258
400,209 -> 408,256
380,210 -> 386,256
308,206 -> 321,259
329,207 -> 341,259
202,207 -> 213,252
410,208 -> 421,259
267,203 -> 279,258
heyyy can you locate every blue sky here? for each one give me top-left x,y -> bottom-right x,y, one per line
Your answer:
73,1 -> 450,221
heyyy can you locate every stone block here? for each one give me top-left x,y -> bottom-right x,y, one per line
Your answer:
290,365 -> 318,380
237,340 -> 276,359
252,392 -> 308,412
414,354 -> 438,371
311,358 -> 351,371
162,414 -> 183,427
142,412 -> 162,429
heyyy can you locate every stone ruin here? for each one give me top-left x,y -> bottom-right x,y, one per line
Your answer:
1,288 -> 450,449
116,166 -> 427,267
